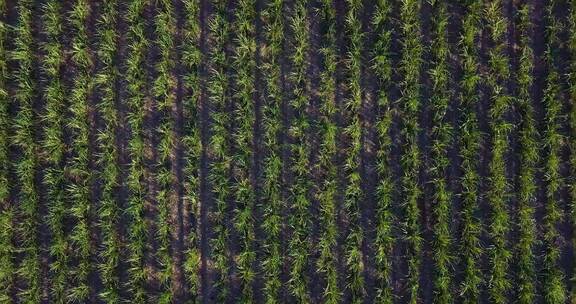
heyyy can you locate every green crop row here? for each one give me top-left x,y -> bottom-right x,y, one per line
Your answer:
542,1 -> 567,302
485,1 -> 513,302
40,1 -> 68,302
458,1 -> 483,302
12,0 -> 41,302
124,0 -> 150,301
0,0 -> 13,301
515,2 -> 537,303
428,2 -> 453,303
207,0 -> 233,300
316,0 -> 339,302
231,0 -> 258,301
94,0 -> 122,302
181,0 -> 202,301
399,0 -> 423,303
287,0 -> 312,301
372,0 -> 393,303
260,0 -> 285,302
343,0 -> 364,302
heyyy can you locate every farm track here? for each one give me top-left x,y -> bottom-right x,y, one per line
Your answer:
1,0 -> 576,303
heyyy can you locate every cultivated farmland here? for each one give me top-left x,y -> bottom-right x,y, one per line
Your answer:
1,0 -> 576,303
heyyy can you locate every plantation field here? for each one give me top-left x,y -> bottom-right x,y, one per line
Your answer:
1,0 -> 576,303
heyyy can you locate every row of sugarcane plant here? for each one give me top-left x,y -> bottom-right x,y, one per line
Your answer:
259,0 -> 285,302
231,0 -> 258,301
40,1 -> 69,302
181,0 -> 202,301
484,0 -> 513,302
12,0 -> 42,302
570,0 -> 576,299
428,1 -> 453,303
0,0 -> 13,300
398,0 -> 423,303
371,0 -> 394,302
67,0 -> 95,301
124,0 -> 150,301
542,1 -> 567,302
153,0 -> 177,301
316,0 -> 340,302
457,0 -> 484,302
206,0 -> 234,301
287,0 -> 313,301
514,1 -> 538,303
94,0 -> 122,302
343,0 -> 365,302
